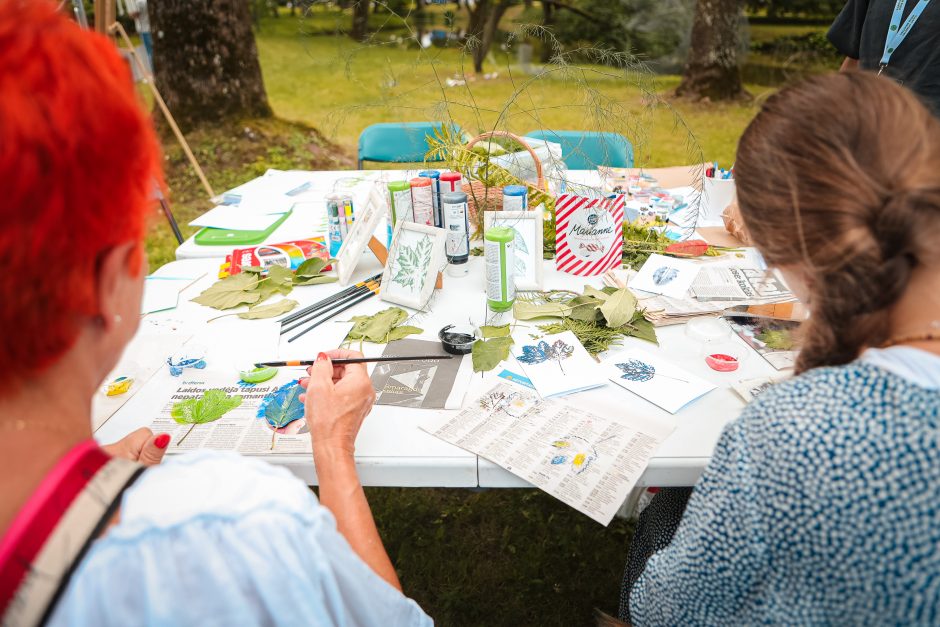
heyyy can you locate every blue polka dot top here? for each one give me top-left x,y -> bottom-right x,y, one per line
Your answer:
630,360 -> 940,626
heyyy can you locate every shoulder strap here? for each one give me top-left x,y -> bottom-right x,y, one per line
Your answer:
0,445 -> 145,627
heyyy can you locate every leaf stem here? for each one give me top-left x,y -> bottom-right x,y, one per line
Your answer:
177,423 -> 197,445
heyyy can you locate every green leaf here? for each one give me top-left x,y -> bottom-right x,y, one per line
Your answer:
293,275 -> 339,286
192,273 -> 261,310
295,257 -> 330,278
627,316 -> 658,345
599,288 -> 638,329
480,324 -> 511,339
471,336 -> 515,373
239,366 -> 278,384
512,300 -> 572,321
241,266 -> 264,274
582,286 -> 611,302
386,325 -> 424,342
255,265 -> 295,303
568,302 -> 604,323
171,389 -> 242,425
237,299 -> 298,320
347,307 -> 410,343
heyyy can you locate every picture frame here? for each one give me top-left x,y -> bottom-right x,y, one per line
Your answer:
336,182 -> 387,286
380,221 -> 447,310
484,210 -> 544,291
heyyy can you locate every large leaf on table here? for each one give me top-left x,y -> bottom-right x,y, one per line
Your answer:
192,273 -> 261,310
348,307 -> 409,343
258,381 -> 305,429
472,336 -> 514,373
627,315 -> 659,345
295,257 -> 331,278
237,299 -> 299,320
255,265 -> 295,304
480,324 -> 511,339
293,275 -> 339,286
512,301 -> 572,321
664,240 -> 710,257
599,288 -> 637,329
171,389 -> 243,425
386,325 -> 424,342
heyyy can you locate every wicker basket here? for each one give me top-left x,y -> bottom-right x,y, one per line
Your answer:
462,131 -> 548,221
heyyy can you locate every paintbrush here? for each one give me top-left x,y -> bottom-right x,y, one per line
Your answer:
253,355 -> 453,368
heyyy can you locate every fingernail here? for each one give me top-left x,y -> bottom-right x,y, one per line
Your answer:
317,352 -> 328,362
154,434 -> 171,449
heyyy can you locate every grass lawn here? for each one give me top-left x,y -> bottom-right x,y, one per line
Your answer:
143,12 -> 815,624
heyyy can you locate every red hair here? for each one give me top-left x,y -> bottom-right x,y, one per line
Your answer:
0,0 -> 161,382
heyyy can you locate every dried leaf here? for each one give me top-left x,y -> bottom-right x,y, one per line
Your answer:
293,275 -> 339,286
599,288 -> 637,329
471,336 -> 515,373
664,240 -> 710,257
628,316 -> 659,345
295,257 -> 330,278
480,324 -> 511,339
347,307 -> 410,343
192,273 -> 261,310
386,325 -> 424,342
171,389 -> 242,425
237,299 -> 298,320
256,265 -> 295,303
582,286 -> 611,302
241,266 -> 264,274
512,300 -> 572,321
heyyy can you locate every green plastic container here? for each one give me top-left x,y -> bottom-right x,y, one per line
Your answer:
386,180 -> 412,247
485,226 -> 515,312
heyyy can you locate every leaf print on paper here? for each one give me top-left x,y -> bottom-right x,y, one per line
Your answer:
652,266 -> 679,286
616,359 -> 688,384
391,234 -> 434,293
517,339 -> 575,374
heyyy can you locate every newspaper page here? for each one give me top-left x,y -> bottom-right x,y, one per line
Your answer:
691,267 -> 791,302
148,371 -> 313,455
421,382 -> 673,525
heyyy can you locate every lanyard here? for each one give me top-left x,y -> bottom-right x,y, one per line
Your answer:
880,0 -> 932,73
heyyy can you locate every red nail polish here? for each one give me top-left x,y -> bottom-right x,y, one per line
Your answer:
154,434 -> 171,449
317,352 -> 328,362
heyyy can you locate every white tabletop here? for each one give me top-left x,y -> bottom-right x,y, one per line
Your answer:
99,247 -> 779,487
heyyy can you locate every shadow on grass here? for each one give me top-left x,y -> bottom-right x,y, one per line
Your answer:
363,487 -> 634,626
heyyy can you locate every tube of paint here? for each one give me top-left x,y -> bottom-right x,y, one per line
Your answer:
337,193 -> 355,229
440,171 -> 462,194
442,190 -> 470,277
327,194 -> 344,257
484,226 -> 515,312
386,180 -> 412,247
418,170 -> 442,228
502,185 -> 528,211
409,177 -> 435,226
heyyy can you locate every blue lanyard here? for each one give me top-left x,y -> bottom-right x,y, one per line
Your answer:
880,0 -> 932,70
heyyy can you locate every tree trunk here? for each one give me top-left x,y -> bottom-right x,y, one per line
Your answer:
675,0 -> 748,101
540,0 -> 555,62
351,0 -> 369,42
150,0 -> 272,130
467,0 -> 511,73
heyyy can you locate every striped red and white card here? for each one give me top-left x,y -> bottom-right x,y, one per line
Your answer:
554,194 -> 625,276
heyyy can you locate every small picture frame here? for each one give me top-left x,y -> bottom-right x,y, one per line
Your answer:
380,221 -> 447,310
336,182 -> 387,286
484,210 -> 544,290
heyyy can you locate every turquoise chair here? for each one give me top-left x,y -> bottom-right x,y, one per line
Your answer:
524,130 -> 634,170
357,122 -> 461,169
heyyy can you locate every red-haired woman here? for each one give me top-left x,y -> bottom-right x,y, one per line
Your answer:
619,73 -> 940,624
0,3 -> 429,625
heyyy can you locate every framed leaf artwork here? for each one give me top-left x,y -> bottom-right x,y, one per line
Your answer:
380,221 -> 447,310
483,210 -> 544,290
336,182 -> 388,286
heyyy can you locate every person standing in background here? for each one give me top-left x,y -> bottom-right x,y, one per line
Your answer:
119,0 -> 152,68
828,0 -> 940,116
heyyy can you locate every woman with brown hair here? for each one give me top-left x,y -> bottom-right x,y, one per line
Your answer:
619,72 -> 940,625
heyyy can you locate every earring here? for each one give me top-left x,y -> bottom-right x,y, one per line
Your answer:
114,314 -> 122,325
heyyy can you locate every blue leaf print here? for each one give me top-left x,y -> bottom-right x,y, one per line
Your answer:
653,266 -> 679,286
257,381 -> 305,429
518,340 -> 551,365
617,359 -> 656,383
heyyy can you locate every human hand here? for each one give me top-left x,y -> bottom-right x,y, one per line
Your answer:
103,428 -> 170,466
301,350 -> 375,458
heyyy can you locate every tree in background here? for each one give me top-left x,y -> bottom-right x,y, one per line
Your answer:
149,0 -> 272,130
466,0 -> 513,73
351,0 -> 369,41
676,0 -> 748,101
746,0 -> 843,18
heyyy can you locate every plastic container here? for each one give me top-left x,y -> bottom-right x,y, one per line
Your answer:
442,190 -> 470,272
409,177 -> 434,226
418,170 -> 442,227
685,317 -> 745,372
502,185 -> 528,212
439,324 -> 478,355
440,171 -> 462,194
485,226 -> 515,312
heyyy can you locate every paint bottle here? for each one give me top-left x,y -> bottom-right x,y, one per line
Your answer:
409,177 -> 435,226
326,194 -> 344,257
440,171 -> 463,194
484,226 -> 515,312
386,180 -> 412,247
418,170 -> 442,228
502,185 -> 528,211
442,190 -> 470,277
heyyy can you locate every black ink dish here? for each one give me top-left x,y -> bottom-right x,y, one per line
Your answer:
439,324 -> 478,355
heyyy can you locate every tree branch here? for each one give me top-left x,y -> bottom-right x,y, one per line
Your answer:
542,0 -> 597,23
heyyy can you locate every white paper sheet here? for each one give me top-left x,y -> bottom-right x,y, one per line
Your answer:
278,320 -> 353,361
141,277 -> 191,314
630,253 -> 701,299
510,330 -> 606,398
602,348 -> 716,414
189,205 -> 288,231
421,381 -> 674,525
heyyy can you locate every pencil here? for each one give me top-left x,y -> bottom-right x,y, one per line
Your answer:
254,355 -> 453,368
